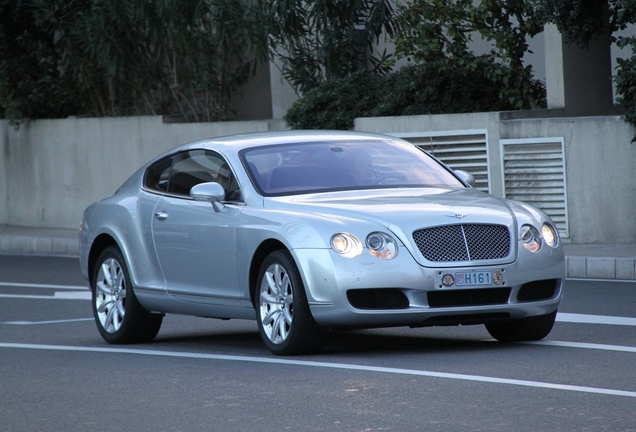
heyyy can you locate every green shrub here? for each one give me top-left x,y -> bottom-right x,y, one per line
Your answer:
284,71 -> 383,130
284,62 -> 546,130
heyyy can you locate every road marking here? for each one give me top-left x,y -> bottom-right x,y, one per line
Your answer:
526,340 -> 636,353
557,312 -> 636,326
0,292 -> 90,300
54,291 -> 91,300
3,318 -> 93,325
1,342 -> 635,398
0,282 -> 87,290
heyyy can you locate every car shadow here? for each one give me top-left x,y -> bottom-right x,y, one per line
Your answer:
322,328 -> 500,356
144,317 -> 522,357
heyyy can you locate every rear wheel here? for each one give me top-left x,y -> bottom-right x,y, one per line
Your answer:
486,310 -> 557,342
91,246 -> 163,344
256,250 -> 328,355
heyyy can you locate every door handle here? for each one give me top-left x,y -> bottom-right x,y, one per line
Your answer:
154,211 -> 168,221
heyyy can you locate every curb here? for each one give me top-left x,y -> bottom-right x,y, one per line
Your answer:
565,256 -> 636,281
0,227 -> 79,257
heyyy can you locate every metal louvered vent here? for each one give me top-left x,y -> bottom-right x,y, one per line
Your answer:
391,130 -> 490,192
500,138 -> 568,238
413,224 -> 511,262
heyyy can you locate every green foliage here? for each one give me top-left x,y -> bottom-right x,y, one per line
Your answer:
611,0 -> 636,139
532,0 -> 636,140
539,0 -> 636,138
0,0 -> 85,121
394,0 -> 546,110
284,71 -> 383,130
382,62 -> 544,116
539,0 -> 612,47
615,56 -> 636,140
0,0 -> 266,123
265,0 -> 397,93
284,63 -> 545,130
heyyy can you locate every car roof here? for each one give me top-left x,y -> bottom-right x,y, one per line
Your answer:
173,130 -> 403,154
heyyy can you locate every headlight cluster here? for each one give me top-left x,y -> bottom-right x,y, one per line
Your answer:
521,223 -> 558,252
331,232 -> 398,259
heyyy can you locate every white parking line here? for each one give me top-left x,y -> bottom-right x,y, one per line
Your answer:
0,282 -> 87,290
557,312 -> 636,326
1,342 -> 635,398
3,318 -> 94,325
0,292 -> 91,300
526,340 -> 636,353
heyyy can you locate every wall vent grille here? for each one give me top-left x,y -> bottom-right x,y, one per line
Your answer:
500,138 -> 568,238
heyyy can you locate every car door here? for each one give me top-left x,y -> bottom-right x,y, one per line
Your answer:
151,149 -> 243,306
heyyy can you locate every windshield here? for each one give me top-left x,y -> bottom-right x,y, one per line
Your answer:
240,139 -> 465,196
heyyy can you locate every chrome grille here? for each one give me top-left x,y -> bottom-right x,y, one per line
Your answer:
413,224 -> 511,262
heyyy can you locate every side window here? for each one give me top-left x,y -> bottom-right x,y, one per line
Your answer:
144,156 -> 173,192
167,149 -> 241,201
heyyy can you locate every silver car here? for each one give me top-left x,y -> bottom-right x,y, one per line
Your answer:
79,131 -> 565,355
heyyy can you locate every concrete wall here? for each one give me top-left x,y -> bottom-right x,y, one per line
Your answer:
0,116 -> 286,230
500,115 -> 636,244
356,113 -> 636,244
1,113 -> 635,244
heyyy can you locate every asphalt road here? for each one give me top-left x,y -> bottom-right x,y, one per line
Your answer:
1,255 -> 635,431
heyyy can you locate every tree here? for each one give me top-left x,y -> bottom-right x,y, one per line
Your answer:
0,0 -> 85,121
541,0 -> 636,136
0,0 -> 267,123
394,0 -> 547,110
264,0 -> 397,93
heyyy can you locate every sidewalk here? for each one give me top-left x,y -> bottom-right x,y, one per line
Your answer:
0,225 -> 634,281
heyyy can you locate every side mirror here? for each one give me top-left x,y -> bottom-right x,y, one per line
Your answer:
190,182 -> 226,212
455,170 -> 476,187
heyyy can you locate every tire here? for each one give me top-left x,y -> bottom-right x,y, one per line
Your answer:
256,250 -> 328,355
485,310 -> 557,342
91,246 -> 163,344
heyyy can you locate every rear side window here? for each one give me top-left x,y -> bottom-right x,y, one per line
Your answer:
144,156 -> 173,192
143,149 -> 241,201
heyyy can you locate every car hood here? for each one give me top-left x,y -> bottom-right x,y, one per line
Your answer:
268,188 -> 519,262
273,187 -> 514,226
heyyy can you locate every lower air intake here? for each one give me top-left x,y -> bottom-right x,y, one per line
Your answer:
347,289 -> 409,310
428,288 -> 511,308
517,279 -> 559,302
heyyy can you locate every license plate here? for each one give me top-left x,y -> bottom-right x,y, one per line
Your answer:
455,271 -> 492,287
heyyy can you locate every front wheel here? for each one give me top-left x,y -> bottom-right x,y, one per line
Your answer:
256,250 -> 327,355
91,246 -> 163,344
485,310 -> 557,342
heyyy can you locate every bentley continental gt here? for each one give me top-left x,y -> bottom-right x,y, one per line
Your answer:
79,131 -> 565,355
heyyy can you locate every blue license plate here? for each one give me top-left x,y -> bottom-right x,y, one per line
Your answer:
455,271 -> 492,286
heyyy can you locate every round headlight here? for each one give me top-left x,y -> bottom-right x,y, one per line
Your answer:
330,233 -> 362,258
521,225 -> 541,253
541,223 -> 558,248
365,232 -> 398,260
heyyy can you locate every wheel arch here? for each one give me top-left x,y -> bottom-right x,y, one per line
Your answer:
87,234 -> 120,285
248,239 -> 287,307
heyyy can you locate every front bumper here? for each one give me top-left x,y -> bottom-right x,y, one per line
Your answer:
292,247 -> 565,328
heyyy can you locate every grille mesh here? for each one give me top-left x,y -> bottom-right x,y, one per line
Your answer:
413,224 -> 510,262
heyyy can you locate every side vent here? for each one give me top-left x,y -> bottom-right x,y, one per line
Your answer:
390,130 -> 490,192
500,138 -> 568,238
